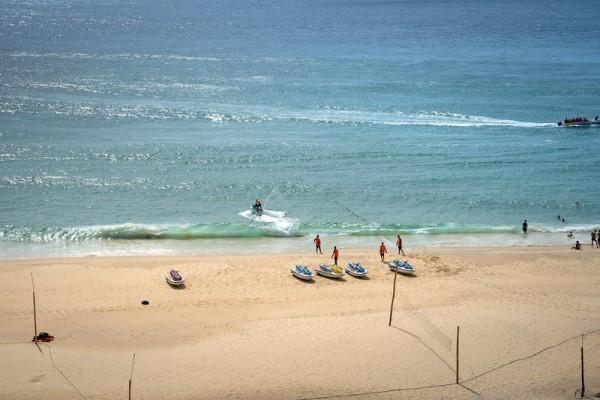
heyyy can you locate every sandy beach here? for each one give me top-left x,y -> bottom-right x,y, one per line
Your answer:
1,246 -> 599,399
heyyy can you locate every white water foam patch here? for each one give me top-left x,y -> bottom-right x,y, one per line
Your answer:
533,223 -> 600,233
0,96 -> 263,122
238,209 -> 299,236
13,81 -> 236,96
268,108 -> 555,128
4,51 -> 221,62
0,96 -> 553,127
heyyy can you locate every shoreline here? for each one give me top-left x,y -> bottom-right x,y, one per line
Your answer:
0,242 -> 587,263
2,246 -> 599,399
0,230 -> 585,261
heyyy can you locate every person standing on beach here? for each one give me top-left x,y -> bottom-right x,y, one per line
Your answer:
522,219 -> 528,234
396,235 -> 406,256
592,230 -> 598,248
379,242 -> 387,262
331,246 -> 339,265
313,234 -> 322,254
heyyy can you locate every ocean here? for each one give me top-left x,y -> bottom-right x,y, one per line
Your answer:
1,0 -> 600,258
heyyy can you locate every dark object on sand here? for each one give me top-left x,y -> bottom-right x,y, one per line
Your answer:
33,331 -> 54,342
141,300 -> 149,305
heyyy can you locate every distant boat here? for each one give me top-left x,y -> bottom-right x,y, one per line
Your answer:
557,116 -> 600,127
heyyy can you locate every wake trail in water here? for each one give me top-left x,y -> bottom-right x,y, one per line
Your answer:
273,109 -> 555,128
238,209 -> 299,236
0,95 -> 554,128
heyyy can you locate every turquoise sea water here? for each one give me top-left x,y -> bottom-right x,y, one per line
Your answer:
1,0 -> 600,258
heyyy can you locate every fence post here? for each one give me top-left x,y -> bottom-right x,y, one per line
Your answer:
456,326 -> 460,384
580,334 -> 585,398
31,273 -> 37,341
388,269 -> 398,326
129,353 -> 136,400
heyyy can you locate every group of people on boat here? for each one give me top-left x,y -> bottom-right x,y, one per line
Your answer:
563,116 -> 591,124
558,115 -> 599,126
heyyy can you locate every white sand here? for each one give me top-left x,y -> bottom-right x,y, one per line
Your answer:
1,246 -> 599,399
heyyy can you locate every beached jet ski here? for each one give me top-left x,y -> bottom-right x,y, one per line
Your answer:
316,263 -> 344,279
166,269 -> 185,286
345,262 -> 368,278
389,260 -> 415,275
291,265 -> 313,281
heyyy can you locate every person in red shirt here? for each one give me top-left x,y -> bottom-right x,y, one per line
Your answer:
331,246 -> 339,265
379,242 -> 387,262
313,234 -> 322,254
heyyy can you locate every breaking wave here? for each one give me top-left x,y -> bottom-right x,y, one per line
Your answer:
1,221 -> 596,243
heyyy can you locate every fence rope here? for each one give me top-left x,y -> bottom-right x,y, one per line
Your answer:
462,328 -> 600,384
295,382 -> 457,400
47,345 -> 88,400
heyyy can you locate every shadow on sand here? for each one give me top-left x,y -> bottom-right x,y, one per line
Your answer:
291,275 -> 316,284
167,283 -> 186,289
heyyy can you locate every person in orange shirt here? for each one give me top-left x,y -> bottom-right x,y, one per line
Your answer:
331,246 -> 339,265
313,234 -> 322,254
379,241 -> 387,262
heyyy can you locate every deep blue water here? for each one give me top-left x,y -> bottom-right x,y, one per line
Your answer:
1,0 -> 600,256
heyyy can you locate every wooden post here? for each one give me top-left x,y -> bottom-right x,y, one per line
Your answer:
581,334 -> 585,398
31,273 -> 37,341
129,352 -> 136,400
456,326 -> 460,384
388,269 -> 398,326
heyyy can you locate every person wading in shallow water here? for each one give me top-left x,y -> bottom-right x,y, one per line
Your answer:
379,242 -> 387,262
331,246 -> 339,265
522,219 -> 528,234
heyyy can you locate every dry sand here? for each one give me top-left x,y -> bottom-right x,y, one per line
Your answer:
1,246 -> 599,399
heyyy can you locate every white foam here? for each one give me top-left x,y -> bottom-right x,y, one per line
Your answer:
238,209 -> 298,235
4,51 -> 221,62
270,109 -> 554,128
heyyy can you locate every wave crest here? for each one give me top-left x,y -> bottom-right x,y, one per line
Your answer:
1,221 -> 597,242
